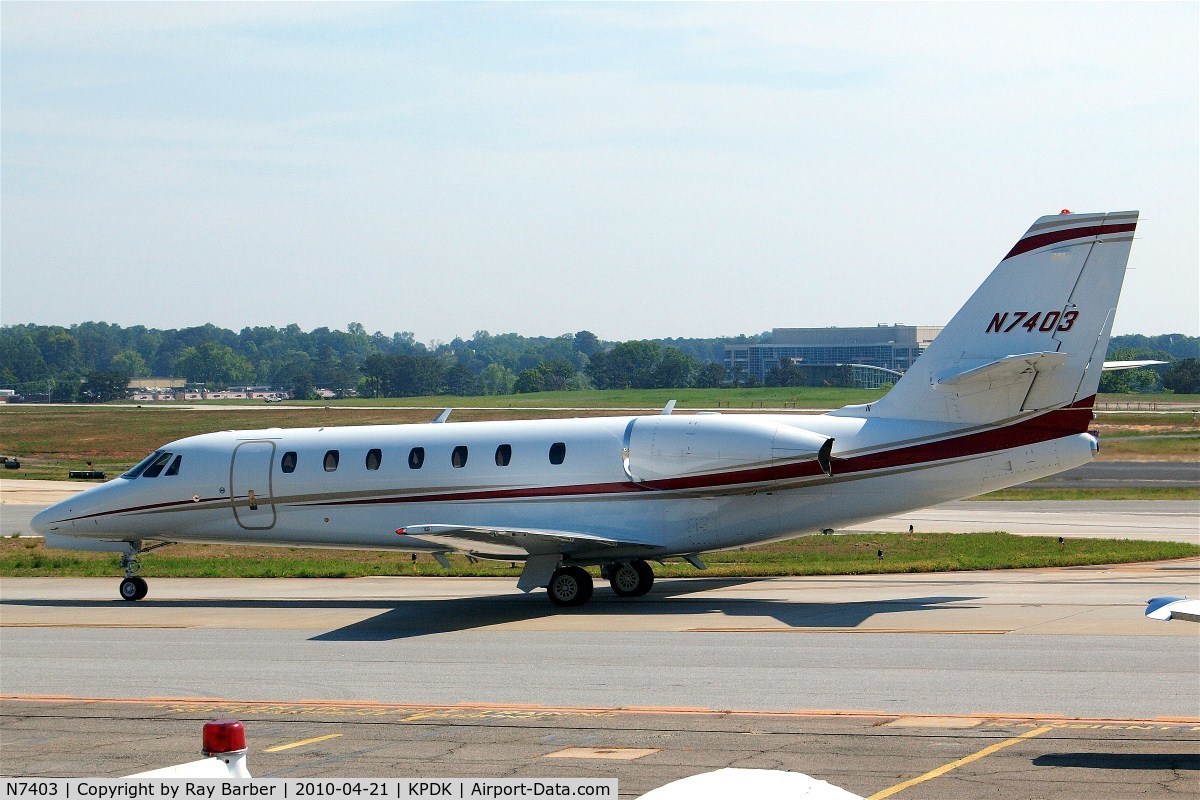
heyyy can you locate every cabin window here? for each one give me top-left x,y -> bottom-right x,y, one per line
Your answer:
323,450 -> 340,472
452,445 -> 468,468
549,442 -> 566,465
141,451 -> 174,478
409,447 -> 425,469
164,455 -> 183,477
281,451 -> 297,473
122,451 -> 163,479
365,448 -> 382,471
495,444 -> 512,467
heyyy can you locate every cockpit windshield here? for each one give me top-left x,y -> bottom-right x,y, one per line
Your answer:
122,450 -> 165,479
141,451 -> 174,478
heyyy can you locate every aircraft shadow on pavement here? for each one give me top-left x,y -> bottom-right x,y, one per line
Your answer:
1,580 -> 980,642
1032,753 -> 1200,771
311,580 -> 980,641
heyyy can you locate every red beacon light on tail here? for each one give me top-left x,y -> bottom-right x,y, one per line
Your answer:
202,720 -> 247,756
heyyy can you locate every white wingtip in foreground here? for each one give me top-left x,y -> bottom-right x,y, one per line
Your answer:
33,211 -> 1139,606
638,767 -> 863,799
1145,597 -> 1200,623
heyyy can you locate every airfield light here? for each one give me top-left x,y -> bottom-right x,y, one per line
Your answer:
202,720 -> 246,756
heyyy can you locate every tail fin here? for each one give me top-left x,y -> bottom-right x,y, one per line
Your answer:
844,211 -> 1138,424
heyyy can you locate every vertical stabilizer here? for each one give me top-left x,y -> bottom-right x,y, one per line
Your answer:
843,211 -> 1138,425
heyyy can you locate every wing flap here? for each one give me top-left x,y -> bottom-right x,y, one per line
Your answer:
396,523 -> 655,559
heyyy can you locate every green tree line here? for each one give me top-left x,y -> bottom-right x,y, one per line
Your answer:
0,323 -> 766,400
2,323 -> 1197,401
1098,334 -> 1200,394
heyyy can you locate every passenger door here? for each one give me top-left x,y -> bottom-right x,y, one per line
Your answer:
230,441 -> 276,530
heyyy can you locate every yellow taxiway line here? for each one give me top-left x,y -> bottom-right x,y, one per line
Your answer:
264,733 -> 344,752
866,725 -> 1054,799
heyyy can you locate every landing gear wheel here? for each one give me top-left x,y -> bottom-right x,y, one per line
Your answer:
609,559 -> 654,597
608,562 -> 642,597
547,566 -> 594,607
119,576 -> 148,602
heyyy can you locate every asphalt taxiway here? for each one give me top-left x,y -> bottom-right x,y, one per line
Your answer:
2,564 -> 1198,718
1,566 -> 1198,797
3,698 -> 1197,798
844,499 -> 1200,542
3,567 -> 1198,796
2,477 -> 1197,797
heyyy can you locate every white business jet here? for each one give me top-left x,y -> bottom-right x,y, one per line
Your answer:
32,211 -> 1140,606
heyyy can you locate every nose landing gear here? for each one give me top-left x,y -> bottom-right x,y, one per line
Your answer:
116,542 -> 172,601
119,575 -> 148,601
119,550 -> 149,601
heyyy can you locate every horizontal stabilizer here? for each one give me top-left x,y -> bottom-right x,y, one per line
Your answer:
1102,360 -> 1167,371
397,523 -> 655,559
937,352 -> 1067,388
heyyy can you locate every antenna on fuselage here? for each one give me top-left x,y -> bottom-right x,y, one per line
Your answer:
432,408 -> 452,423
661,400 -> 676,415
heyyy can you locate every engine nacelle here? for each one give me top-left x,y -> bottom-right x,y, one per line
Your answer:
623,415 -> 833,487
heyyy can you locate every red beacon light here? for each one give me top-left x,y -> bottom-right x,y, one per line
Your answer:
1060,208 -> 1072,214
202,720 -> 247,756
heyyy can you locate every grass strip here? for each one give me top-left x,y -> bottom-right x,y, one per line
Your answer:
2,532 -> 1194,580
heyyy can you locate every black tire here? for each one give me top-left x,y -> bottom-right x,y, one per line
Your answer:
547,566 -> 594,607
119,577 -> 146,602
629,559 -> 654,596
608,562 -> 645,597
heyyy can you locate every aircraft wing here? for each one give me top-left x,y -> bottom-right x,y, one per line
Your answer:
396,523 -> 656,559
1145,596 -> 1200,623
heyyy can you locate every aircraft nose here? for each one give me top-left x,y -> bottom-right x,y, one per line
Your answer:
31,504 -> 61,535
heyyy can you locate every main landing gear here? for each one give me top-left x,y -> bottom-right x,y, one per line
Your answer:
547,565 -> 593,607
606,559 -> 654,598
546,560 -> 655,607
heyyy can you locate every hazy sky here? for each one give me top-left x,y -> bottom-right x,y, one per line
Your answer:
2,2 -> 1197,343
